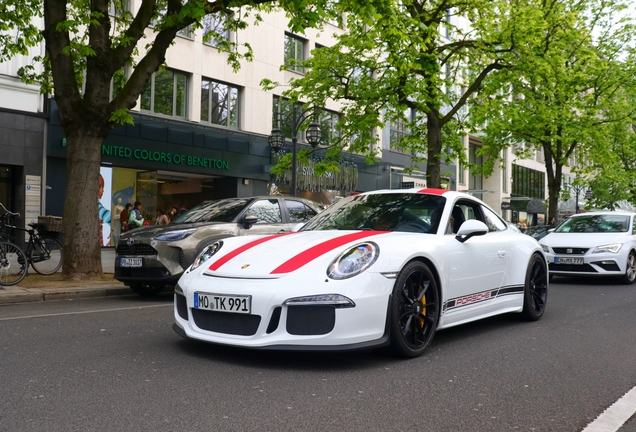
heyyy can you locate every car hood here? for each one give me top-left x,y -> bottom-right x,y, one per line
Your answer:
121,221 -> 232,239
198,230 -> 398,278
541,232 -> 629,247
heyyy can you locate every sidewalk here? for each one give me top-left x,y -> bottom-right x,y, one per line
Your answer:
0,248 -> 133,305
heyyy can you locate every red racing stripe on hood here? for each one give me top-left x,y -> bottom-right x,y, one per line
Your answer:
208,233 -> 294,271
270,231 -> 387,274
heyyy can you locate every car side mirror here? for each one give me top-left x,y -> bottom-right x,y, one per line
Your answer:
241,214 -> 258,229
455,220 -> 488,243
291,222 -> 305,232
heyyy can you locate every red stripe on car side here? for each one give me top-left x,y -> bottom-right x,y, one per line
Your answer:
208,233 -> 294,271
417,188 -> 448,195
270,231 -> 387,274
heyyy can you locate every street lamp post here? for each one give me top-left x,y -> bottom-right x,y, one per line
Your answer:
268,106 -> 322,197
567,184 -> 593,214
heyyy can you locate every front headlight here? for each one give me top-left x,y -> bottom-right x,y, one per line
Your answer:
592,243 -> 622,254
191,241 -> 223,271
154,228 -> 197,241
541,244 -> 550,253
327,242 -> 379,280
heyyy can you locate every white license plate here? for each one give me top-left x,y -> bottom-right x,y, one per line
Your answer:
120,258 -> 142,267
194,292 -> 251,314
555,257 -> 584,265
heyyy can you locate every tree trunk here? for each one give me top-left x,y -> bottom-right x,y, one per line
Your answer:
426,111 -> 442,188
61,132 -> 104,279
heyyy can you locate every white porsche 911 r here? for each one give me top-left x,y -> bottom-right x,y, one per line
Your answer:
173,188 -> 548,358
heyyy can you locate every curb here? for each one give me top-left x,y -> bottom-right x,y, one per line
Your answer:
0,285 -> 132,305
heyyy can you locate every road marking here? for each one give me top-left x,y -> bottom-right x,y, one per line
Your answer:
582,386 -> 636,432
0,304 -> 172,321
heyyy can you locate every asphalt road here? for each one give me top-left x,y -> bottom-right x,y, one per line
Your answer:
1,277 -> 636,432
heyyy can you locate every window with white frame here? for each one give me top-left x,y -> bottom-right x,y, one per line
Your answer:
108,1 -> 129,17
203,11 -> 231,47
141,69 -> 187,118
201,79 -> 239,127
389,108 -> 414,151
284,33 -> 305,73
150,7 -> 192,38
319,108 -> 339,146
272,96 -> 303,141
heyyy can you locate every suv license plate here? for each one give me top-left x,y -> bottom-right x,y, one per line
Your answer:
555,257 -> 583,265
194,292 -> 251,314
120,258 -> 142,267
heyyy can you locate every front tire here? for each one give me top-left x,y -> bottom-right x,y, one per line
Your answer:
521,253 -> 548,321
622,252 -> 636,284
30,238 -> 63,275
389,261 -> 440,358
129,283 -> 165,296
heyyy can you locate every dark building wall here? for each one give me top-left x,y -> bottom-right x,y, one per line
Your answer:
0,108 -> 47,223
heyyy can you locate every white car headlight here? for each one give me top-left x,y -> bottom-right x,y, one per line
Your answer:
191,241 -> 223,271
327,242 -> 379,280
154,228 -> 197,241
592,243 -> 622,254
541,244 -> 550,253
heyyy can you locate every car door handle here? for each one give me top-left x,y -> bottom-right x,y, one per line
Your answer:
498,249 -> 506,258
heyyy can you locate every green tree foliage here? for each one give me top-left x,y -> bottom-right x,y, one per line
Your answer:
587,76 -> 636,210
273,0 -> 518,188
0,0 -> 342,279
469,0 -> 636,220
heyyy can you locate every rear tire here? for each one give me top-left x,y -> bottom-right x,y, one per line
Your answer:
0,241 -> 28,286
389,261 -> 440,358
521,253 -> 548,321
30,238 -> 63,275
621,252 -> 636,284
129,283 -> 165,296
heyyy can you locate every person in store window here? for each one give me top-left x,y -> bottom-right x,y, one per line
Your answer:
156,209 -> 169,225
128,201 -> 144,230
120,203 -> 132,233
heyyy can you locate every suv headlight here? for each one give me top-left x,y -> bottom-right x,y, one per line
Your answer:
592,243 -> 622,254
327,242 -> 379,280
154,228 -> 197,241
540,244 -> 550,253
191,241 -> 223,271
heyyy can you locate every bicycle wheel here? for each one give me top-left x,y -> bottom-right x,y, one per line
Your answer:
0,241 -> 28,286
30,238 -> 63,275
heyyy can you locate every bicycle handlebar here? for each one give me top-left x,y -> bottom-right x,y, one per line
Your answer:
0,202 -> 20,218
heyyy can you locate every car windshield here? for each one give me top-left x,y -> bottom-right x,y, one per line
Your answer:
555,215 -> 630,233
170,199 -> 250,224
302,193 -> 446,233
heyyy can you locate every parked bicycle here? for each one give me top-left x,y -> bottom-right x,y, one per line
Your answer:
0,238 -> 28,286
0,203 -> 63,285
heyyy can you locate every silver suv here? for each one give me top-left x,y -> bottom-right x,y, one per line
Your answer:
115,196 -> 323,296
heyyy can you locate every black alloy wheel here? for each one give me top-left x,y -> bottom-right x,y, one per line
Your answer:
390,261 -> 440,358
129,283 -> 165,296
521,253 -> 548,321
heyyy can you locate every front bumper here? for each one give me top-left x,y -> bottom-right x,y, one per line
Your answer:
545,251 -> 625,276
173,270 -> 394,349
115,242 -> 185,286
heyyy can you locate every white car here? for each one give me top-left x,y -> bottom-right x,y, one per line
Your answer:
539,211 -> 636,283
173,188 -> 548,358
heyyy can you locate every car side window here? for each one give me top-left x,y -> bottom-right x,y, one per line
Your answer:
285,200 -> 318,222
481,205 -> 507,232
245,199 -> 282,224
